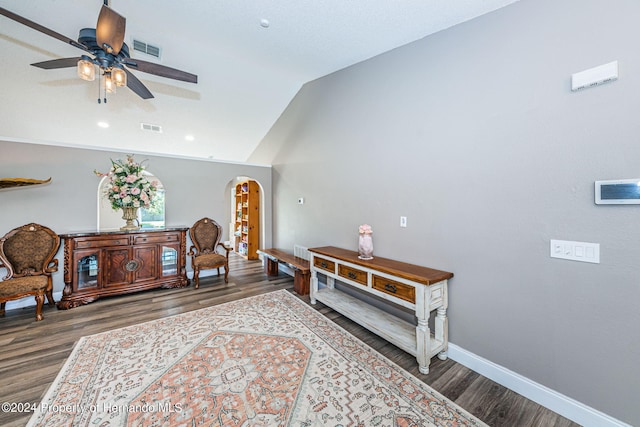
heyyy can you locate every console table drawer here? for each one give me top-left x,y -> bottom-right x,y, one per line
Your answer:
314,257 -> 335,273
372,275 -> 415,304
76,237 -> 129,248
338,265 -> 367,286
134,234 -> 179,244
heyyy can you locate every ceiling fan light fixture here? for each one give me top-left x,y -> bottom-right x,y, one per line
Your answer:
112,66 -> 126,87
77,58 -> 96,81
104,72 -> 116,93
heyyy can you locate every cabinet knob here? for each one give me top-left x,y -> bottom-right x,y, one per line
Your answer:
384,283 -> 397,293
348,272 -> 357,279
320,261 -> 328,268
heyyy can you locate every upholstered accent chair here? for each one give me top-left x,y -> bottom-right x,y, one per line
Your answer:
0,223 -> 60,321
188,218 -> 231,288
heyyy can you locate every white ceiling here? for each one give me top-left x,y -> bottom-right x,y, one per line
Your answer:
0,0 -> 518,163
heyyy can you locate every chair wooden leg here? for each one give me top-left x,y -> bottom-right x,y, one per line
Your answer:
224,266 -> 229,283
46,279 -> 55,306
194,267 -> 200,289
0,302 -> 5,317
34,293 -> 45,321
46,289 -> 55,306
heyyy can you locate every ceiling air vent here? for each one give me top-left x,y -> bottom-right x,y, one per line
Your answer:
140,123 -> 162,133
132,39 -> 161,59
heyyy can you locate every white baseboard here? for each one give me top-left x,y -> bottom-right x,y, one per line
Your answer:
447,343 -> 631,427
5,291 -> 64,311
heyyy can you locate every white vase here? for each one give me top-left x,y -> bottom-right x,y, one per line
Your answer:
358,233 -> 374,260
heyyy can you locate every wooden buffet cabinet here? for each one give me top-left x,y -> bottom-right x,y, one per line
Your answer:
57,227 -> 189,309
309,246 -> 453,374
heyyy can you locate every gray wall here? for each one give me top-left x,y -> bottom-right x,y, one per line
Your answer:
249,0 -> 639,423
0,140 -> 272,295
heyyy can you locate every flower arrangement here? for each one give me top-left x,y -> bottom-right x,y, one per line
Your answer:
358,224 -> 373,235
94,155 -> 158,210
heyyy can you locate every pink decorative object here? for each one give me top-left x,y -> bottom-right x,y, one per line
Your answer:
358,224 -> 374,260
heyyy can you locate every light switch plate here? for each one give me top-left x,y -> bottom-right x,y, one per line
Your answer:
550,239 -> 600,264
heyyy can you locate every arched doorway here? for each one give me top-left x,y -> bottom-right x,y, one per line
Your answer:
226,176 -> 266,260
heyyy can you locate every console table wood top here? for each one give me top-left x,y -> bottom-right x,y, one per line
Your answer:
59,226 -> 189,239
308,246 -> 453,286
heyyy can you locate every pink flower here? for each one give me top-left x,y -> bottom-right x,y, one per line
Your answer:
125,174 -> 138,183
130,187 -> 141,195
359,224 -> 373,234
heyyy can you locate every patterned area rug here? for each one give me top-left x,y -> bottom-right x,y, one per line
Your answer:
28,290 -> 487,427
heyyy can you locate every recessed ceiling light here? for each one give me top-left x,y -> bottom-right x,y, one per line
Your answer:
260,19 -> 270,28
97,121 -> 109,128
185,135 -> 195,141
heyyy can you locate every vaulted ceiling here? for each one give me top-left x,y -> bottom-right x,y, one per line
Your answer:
0,0 -> 518,163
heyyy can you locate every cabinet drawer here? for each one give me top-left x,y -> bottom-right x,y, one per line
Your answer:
76,237 -> 129,248
134,234 -> 179,245
372,275 -> 415,304
338,265 -> 367,286
313,257 -> 335,273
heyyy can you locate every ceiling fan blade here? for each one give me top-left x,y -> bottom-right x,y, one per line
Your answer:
122,58 -> 197,84
96,5 -> 125,55
31,57 -> 82,70
0,7 -> 89,52
124,68 -> 154,99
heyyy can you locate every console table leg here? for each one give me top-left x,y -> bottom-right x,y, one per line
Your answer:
436,306 -> 448,360
310,269 -> 318,304
416,317 -> 431,374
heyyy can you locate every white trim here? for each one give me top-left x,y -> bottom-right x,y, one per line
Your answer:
448,343 -> 631,427
5,291 -> 64,311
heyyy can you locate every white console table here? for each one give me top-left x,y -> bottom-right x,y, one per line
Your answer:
309,246 -> 453,374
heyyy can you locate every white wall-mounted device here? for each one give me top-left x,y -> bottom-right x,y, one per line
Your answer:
571,61 -> 618,91
550,239 -> 600,264
595,179 -> 640,204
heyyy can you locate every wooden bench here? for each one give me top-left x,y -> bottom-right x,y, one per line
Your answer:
257,248 -> 310,295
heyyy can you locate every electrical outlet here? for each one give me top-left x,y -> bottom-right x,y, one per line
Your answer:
400,216 -> 407,228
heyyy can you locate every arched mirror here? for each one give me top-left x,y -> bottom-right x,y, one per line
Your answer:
97,173 -> 165,230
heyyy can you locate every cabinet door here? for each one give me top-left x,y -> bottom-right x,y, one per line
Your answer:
104,247 -> 131,288
133,245 -> 158,283
73,249 -> 101,291
160,244 -> 180,278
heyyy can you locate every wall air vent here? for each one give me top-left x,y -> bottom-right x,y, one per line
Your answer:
132,39 -> 161,59
140,123 -> 163,133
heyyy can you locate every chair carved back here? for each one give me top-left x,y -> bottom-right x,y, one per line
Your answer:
0,223 -> 60,280
189,218 -> 222,256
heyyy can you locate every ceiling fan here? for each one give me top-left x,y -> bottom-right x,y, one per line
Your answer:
0,1 -> 197,102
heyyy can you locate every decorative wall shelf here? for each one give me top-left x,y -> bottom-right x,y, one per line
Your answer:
0,177 -> 51,190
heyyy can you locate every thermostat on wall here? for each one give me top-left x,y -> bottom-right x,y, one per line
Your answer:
595,179 -> 640,204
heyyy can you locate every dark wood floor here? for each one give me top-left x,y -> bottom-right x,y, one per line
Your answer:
0,254 -> 579,427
